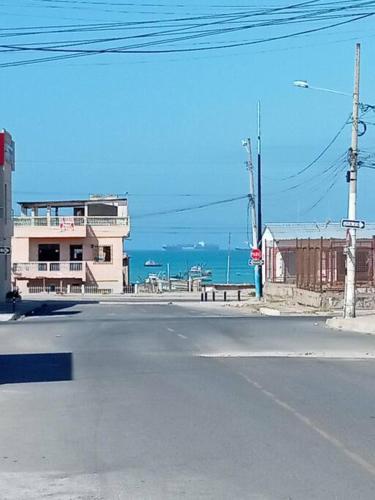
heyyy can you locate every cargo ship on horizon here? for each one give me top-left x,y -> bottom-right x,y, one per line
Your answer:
162,241 -> 220,251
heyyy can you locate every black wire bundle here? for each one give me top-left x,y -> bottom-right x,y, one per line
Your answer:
0,0 -> 374,67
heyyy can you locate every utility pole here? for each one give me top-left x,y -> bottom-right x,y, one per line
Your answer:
257,101 -> 263,297
167,263 -> 171,291
226,232 -> 231,284
344,42 -> 360,319
242,138 -> 261,299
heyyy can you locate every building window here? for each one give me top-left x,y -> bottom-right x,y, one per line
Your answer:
38,244 -> 60,262
70,244 -> 83,261
94,245 -> 112,263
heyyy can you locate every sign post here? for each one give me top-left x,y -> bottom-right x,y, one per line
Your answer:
0,247 -> 10,255
341,219 -> 365,230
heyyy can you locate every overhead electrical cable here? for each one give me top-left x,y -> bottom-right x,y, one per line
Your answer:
133,194 -> 249,219
0,1 -> 374,66
280,115 -> 350,180
302,163 -> 346,213
1,12 -> 373,54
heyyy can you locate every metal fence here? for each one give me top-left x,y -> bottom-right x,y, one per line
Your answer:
27,285 -> 114,295
14,216 -> 128,227
296,238 -> 375,292
264,237 -> 375,292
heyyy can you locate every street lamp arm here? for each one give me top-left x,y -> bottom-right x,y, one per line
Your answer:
307,85 -> 352,97
293,80 -> 374,109
293,80 -> 351,97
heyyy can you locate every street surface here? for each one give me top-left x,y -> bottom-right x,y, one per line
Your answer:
0,300 -> 375,499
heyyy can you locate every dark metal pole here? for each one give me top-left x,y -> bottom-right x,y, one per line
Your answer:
257,101 -> 263,296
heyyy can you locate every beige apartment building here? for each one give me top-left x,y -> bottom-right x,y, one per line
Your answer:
12,196 -> 130,294
0,130 -> 15,301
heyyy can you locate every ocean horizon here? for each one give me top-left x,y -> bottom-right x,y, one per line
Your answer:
127,249 -> 255,285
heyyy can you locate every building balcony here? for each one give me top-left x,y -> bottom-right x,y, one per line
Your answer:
13,216 -> 130,238
13,261 -> 86,280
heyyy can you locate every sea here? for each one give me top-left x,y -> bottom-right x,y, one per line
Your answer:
128,249 -> 255,285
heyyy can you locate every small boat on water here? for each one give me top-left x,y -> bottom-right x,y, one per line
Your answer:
189,265 -> 212,277
170,272 -> 185,280
144,260 -> 162,267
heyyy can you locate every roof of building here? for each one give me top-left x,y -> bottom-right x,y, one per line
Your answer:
263,222 -> 375,241
18,196 -> 127,209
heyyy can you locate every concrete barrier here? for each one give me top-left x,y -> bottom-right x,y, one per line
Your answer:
260,307 -> 281,317
326,316 -> 375,335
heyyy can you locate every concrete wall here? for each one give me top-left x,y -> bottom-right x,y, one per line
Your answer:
263,282 -> 295,301
85,237 -> 124,292
264,282 -> 375,310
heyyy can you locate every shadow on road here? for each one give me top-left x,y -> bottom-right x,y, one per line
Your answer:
24,300 -> 98,318
0,352 -> 73,384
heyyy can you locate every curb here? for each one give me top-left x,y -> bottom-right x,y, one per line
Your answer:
0,313 -> 17,322
326,317 -> 375,335
259,306 -> 281,316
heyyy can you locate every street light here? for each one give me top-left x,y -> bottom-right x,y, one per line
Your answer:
293,80 -> 309,88
293,44 -> 361,318
293,80 -> 352,97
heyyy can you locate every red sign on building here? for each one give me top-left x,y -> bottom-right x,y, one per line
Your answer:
0,130 -> 15,170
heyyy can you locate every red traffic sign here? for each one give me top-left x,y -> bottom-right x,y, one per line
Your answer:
251,248 -> 262,260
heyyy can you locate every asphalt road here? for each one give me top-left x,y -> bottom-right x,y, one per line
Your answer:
0,301 -> 375,499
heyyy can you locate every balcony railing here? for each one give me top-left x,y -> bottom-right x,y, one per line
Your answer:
13,261 -> 86,278
14,216 -> 129,227
86,216 -> 128,226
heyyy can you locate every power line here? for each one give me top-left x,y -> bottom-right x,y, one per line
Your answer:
13,189 -> 244,197
2,14 -> 372,54
0,1 -> 374,67
264,151 -> 347,196
133,194 -> 249,218
301,160 -> 347,213
280,115 -> 350,180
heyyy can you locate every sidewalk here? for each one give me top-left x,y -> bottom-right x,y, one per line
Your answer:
326,313 -> 375,335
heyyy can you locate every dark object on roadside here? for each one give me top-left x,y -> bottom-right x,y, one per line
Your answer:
6,289 -> 22,302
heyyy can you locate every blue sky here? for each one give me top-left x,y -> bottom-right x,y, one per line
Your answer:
1,0 -> 375,249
